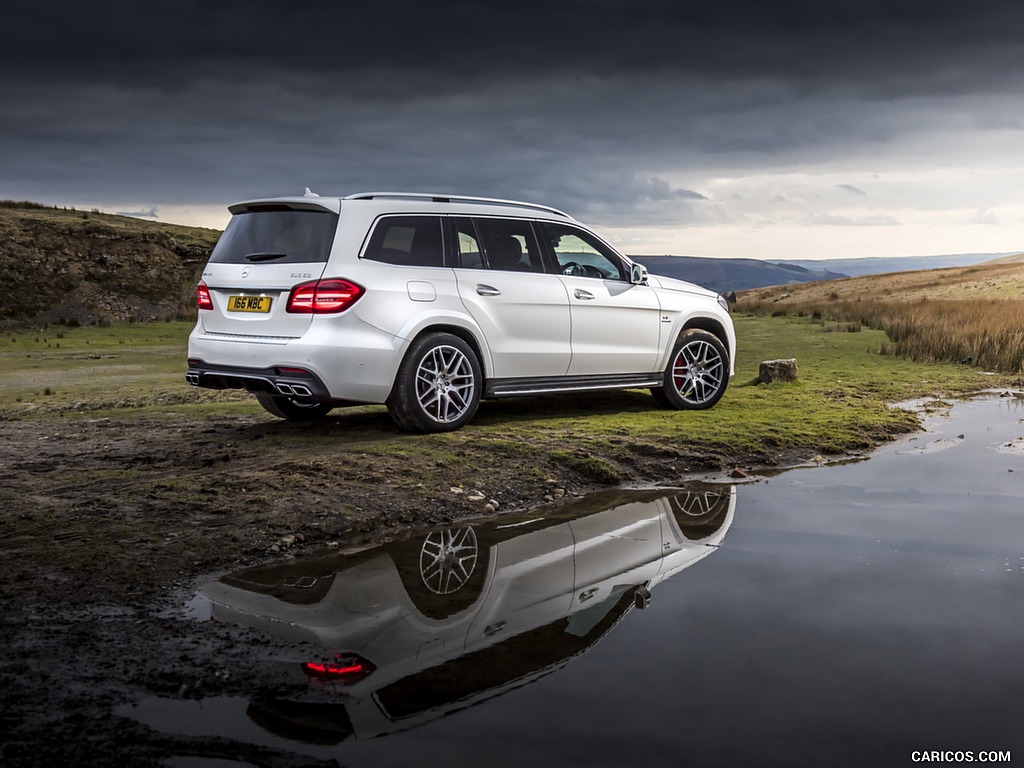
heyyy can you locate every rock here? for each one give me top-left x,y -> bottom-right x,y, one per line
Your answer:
449,486 -> 464,494
730,467 -> 751,479
487,499 -> 500,510
483,503 -> 496,514
757,358 -> 798,384
467,494 -> 485,502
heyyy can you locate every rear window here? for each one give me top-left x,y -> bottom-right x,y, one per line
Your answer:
209,209 -> 339,264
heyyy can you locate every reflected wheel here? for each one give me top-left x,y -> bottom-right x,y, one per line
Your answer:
392,526 -> 490,619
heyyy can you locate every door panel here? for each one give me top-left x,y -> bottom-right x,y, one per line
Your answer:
560,277 -> 663,375
451,217 -> 572,379
537,221 -> 663,376
455,271 -> 572,378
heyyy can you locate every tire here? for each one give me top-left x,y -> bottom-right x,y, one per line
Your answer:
386,333 -> 482,433
651,329 -> 729,410
255,392 -> 334,421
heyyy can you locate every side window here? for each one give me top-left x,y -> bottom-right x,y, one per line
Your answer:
363,216 -> 444,267
474,218 -> 545,273
541,223 -> 626,280
453,218 -> 485,269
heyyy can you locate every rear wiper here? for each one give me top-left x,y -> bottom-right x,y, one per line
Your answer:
245,252 -> 288,262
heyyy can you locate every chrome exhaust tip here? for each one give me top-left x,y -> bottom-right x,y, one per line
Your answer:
277,382 -> 313,397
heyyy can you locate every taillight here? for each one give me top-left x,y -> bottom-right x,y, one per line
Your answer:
287,278 -> 365,314
302,654 -> 375,685
197,281 -> 214,311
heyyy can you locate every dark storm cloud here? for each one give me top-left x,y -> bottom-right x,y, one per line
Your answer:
7,0 -> 1024,92
3,0 -> 1024,226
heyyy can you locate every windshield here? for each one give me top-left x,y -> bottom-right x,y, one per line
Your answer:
209,209 -> 339,264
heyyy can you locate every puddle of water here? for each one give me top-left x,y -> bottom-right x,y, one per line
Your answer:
120,395 -> 1024,767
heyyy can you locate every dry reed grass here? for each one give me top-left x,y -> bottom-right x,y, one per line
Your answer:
737,260 -> 1024,372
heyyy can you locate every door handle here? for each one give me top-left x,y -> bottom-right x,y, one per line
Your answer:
476,284 -> 501,296
573,289 -> 595,300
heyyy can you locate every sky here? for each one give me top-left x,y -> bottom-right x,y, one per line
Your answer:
3,0 -> 1024,261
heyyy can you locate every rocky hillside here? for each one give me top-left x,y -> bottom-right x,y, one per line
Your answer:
0,202 -> 220,327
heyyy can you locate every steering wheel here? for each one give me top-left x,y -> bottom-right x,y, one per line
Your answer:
563,261 -> 606,279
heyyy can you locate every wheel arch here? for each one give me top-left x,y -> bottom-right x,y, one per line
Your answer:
672,314 -> 736,375
405,323 -> 490,379
678,316 -> 729,348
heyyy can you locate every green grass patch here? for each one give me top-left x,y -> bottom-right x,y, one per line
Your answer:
1,316 -> 1017,474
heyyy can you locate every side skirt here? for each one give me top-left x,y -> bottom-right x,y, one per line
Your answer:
484,372 -> 664,398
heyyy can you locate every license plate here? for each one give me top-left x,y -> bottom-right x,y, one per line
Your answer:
227,295 -> 272,313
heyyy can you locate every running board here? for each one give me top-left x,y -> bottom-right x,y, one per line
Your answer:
485,372 -> 664,398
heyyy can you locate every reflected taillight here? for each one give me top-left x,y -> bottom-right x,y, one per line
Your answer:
197,281 -> 214,311
287,278 -> 365,314
302,654 -> 375,685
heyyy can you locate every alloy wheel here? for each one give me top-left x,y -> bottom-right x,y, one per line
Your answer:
415,344 -> 477,423
672,338 -> 726,406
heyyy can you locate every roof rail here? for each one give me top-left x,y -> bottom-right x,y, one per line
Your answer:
342,192 -> 573,219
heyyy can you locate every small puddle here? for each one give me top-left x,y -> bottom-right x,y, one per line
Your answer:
119,393 -> 1024,766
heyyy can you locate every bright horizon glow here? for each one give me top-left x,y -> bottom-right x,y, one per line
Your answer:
69,193 -> 1021,262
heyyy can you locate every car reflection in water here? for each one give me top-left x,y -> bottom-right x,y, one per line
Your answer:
191,484 -> 734,747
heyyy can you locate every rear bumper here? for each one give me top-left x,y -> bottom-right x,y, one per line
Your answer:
185,360 -> 332,400
186,321 -> 404,403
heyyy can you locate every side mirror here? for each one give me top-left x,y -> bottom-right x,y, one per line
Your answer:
630,263 -> 649,285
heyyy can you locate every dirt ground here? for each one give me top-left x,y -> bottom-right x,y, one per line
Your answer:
1,402 -> 778,767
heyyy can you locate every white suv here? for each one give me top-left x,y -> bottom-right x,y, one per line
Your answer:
186,191 -> 736,432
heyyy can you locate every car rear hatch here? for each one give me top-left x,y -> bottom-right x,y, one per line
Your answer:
198,202 -> 339,338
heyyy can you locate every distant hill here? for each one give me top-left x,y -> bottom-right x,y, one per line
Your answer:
774,253 -> 1020,277
738,256 -> 1024,306
0,201 -> 220,326
632,255 -> 848,293
979,252 -> 1024,265
631,252 -> 1024,293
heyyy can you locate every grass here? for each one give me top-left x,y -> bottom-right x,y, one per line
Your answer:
739,258 -> 1024,373
1,315 -> 1014,474
0,320 -> 251,413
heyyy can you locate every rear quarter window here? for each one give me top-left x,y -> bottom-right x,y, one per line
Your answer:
362,216 -> 444,267
210,209 -> 339,264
